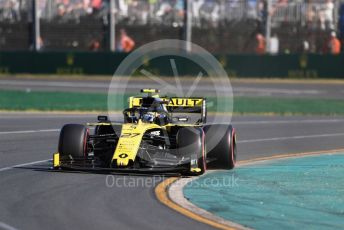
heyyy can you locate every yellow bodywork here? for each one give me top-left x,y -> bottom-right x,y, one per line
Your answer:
190,168 -> 201,173
112,120 -> 162,167
53,152 -> 60,168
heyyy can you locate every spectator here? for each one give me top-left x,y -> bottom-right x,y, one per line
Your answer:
258,0 -> 267,22
117,0 -> 129,19
82,0 -> 93,15
1,0 -> 20,22
247,0 -> 257,19
128,0 -> 148,25
91,0 -> 102,12
118,29 -> 135,52
305,1 -> 315,22
255,33 -> 266,54
269,33 -> 279,54
38,36 -> 44,50
191,0 -> 204,27
89,39 -> 100,51
148,0 -> 158,19
57,4 -> 66,17
199,0 -> 220,27
156,0 -> 173,18
156,0 -> 184,26
271,0 -> 288,18
328,31 -> 341,55
302,40 -> 310,53
319,0 -> 334,30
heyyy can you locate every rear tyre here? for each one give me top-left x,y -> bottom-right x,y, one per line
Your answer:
177,127 -> 206,176
203,124 -> 236,169
58,124 -> 89,159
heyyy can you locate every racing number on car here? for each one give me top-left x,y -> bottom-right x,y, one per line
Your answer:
121,133 -> 140,138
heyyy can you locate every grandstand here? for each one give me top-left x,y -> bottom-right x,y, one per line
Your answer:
0,0 -> 343,54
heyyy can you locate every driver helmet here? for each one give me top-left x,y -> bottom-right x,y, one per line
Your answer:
142,112 -> 155,123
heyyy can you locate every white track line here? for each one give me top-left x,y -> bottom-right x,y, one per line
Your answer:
233,119 -> 344,125
0,129 -> 59,135
238,132 -> 344,143
0,159 -> 50,173
0,222 -> 19,230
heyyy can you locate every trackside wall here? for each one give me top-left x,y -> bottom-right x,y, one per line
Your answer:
0,52 -> 343,78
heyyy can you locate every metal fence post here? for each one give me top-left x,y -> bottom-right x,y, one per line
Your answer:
265,0 -> 272,53
110,0 -> 116,52
184,0 -> 192,52
33,0 -> 41,51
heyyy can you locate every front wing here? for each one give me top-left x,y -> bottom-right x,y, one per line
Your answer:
52,153 -> 202,175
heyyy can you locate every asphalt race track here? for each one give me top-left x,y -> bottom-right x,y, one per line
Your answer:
1,113 -> 344,230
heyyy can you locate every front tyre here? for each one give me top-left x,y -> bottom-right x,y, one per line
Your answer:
177,127 -> 206,176
58,124 -> 89,159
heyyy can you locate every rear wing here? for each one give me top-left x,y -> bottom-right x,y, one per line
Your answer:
128,96 -> 207,123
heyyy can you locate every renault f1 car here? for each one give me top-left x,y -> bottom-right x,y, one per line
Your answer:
53,89 -> 236,175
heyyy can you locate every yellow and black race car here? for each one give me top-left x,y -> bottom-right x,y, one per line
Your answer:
53,89 -> 236,175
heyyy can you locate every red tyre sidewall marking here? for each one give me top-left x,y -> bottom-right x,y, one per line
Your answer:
231,128 -> 236,167
84,128 -> 89,158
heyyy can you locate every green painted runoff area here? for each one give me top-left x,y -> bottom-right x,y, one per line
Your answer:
184,153 -> 344,230
2,90 -> 344,115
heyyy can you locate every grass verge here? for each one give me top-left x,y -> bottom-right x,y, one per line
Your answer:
1,90 -> 344,115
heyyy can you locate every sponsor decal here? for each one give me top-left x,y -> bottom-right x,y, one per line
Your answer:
168,98 -> 202,107
150,130 -> 161,136
121,133 -> 140,138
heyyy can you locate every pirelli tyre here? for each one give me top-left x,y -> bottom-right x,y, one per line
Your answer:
203,124 -> 236,169
58,124 -> 89,159
177,127 -> 206,176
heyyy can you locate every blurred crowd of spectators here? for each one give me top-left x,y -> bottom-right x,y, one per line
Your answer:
51,0 -> 106,22
270,0 -> 336,31
0,0 -> 341,31
0,0 -> 343,54
0,0 -> 340,27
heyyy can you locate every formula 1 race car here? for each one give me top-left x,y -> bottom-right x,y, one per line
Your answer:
53,89 -> 237,175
